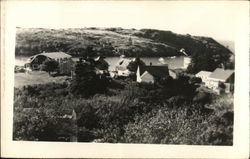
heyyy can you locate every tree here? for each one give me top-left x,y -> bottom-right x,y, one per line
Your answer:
13,106 -> 75,141
42,60 -> 59,75
94,57 -> 109,71
189,77 -> 202,85
70,58 -> 110,97
85,46 -> 97,57
127,57 -> 145,72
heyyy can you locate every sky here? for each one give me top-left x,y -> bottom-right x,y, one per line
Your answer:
4,1 -> 248,41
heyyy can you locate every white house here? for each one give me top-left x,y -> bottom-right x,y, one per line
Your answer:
183,56 -> 191,69
195,71 -> 212,85
179,48 -> 191,69
207,68 -> 234,93
115,57 -> 133,76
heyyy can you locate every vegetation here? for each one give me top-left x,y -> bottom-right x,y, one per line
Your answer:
13,27 -> 234,145
69,58 -> 110,97
16,28 -> 232,59
127,57 -> 146,73
42,60 -> 59,74
13,73 -> 233,145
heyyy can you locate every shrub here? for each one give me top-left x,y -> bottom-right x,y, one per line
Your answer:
127,57 -> 145,72
70,59 -> 110,97
123,101 -> 233,145
13,107 -> 75,141
193,92 -> 211,104
189,77 -> 202,85
13,76 -> 233,144
42,60 -> 59,74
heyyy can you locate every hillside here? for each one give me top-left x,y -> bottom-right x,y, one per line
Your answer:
15,27 -> 233,58
217,40 -> 234,53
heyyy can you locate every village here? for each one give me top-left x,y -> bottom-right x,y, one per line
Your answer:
15,48 -> 234,95
13,25 -> 235,143
13,41 -> 236,146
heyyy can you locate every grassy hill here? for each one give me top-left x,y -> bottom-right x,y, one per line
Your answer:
15,27 -> 233,58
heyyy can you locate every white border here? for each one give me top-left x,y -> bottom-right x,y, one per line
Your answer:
1,1 -> 249,158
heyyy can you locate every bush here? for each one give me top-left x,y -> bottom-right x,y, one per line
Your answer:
42,60 -> 59,74
127,57 -> 145,73
123,101 -> 232,145
193,92 -> 211,104
13,76 -> 233,144
189,77 -> 202,85
70,59 -> 110,97
13,107 -> 75,141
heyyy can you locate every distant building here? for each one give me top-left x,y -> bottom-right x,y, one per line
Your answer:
196,68 -> 234,93
115,57 -> 133,77
25,52 -> 74,75
207,68 -> 234,93
169,69 -> 178,79
179,48 -> 191,69
195,71 -> 212,85
183,56 -> 191,69
136,65 -> 169,83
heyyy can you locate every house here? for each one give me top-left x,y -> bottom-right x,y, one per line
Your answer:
195,71 -> 212,85
179,48 -> 191,69
206,68 -> 234,93
136,65 -> 169,83
115,57 -> 133,76
183,56 -> 191,69
154,62 -> 178,79
169,69 -> 178,79
25,52 -> 74,75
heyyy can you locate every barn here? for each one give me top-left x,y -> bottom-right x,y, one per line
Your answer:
25,52 -> 74,75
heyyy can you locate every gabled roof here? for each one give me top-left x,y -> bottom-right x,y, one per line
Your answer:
39,52 -> 72,59
140,66 -> 169,78
196,71 -> 212,77
209,68 -> 234,81
116,58 -> 132,71
117,58 -> 132,66
27,52 -> 72,63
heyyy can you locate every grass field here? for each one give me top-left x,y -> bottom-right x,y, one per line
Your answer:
15,71 -> 70,88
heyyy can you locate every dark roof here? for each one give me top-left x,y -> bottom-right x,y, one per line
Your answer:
140,66 -> 169,78
209,68 -> 234,81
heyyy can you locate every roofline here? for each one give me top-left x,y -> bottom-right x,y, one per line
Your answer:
140,71 -> 150,78
208,77 -> 226,82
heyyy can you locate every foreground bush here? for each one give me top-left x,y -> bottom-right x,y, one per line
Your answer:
13,81 -> 233,145
123,96 -> 233,145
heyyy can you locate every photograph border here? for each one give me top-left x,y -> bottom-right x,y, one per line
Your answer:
1,1 -> 249,158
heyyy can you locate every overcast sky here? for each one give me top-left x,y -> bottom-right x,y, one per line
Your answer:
4,1 -> 247,41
